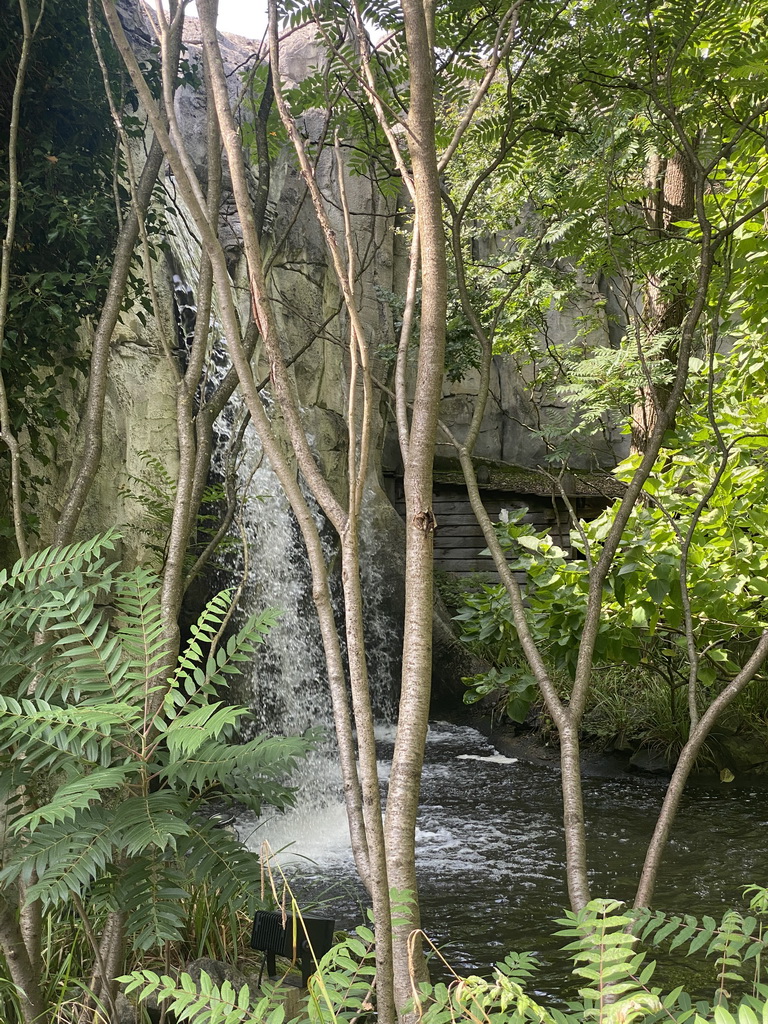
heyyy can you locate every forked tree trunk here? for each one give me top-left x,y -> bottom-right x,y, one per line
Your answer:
0,898 -> 47,1024
385,0 -> 447,1012
103,6 -> 399,1018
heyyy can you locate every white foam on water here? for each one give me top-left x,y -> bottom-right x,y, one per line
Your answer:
239,752 -> 395,870
426,723 -> 488,745
456,753 -> 519,765
239,797 -> 353,868
374,723 -> 398,743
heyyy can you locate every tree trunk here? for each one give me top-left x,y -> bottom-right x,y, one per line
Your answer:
386,0 -> 447,1013
634,631 -> 768,907
632,149 -> 696,451
0,899 -> 47,1024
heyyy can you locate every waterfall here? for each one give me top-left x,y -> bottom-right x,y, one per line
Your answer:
233,421 -> 333,739
158,110 -> 399,869
229,426 -> 400,865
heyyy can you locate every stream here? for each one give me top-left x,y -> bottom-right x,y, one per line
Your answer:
239,721 -> 768,997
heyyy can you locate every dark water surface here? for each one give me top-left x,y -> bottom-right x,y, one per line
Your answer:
243,722 -> 768,997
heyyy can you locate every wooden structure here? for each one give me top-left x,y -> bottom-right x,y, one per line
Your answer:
388,460 -> 617,575
429,485 -> 606,574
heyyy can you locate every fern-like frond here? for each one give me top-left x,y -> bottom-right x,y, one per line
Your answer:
111,792 -> 191,856
1,806 -> 115,904
0,531 -> 121,594
42,621 -> 126,704
162,703 -> 244,758
556,899 -> 650,1012
121,970 -> 258,1024
167,604 -> 279,714
113,857 -> 189,951
168,591 -> 237,708
633,906 -> 768,982
0,697 -> 138,769
113,567 -> 168,684
176,819 -> 266,916
11,766 -> 133,834
161,731 -> 315,813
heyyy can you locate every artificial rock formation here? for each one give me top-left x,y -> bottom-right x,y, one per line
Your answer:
35,8 -> 622,700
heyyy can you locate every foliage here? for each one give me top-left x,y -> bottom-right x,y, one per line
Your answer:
4,0 -> 768,1017
411,896 -> 768,1024
123,969 -> 286,1024
438,0 -> 768,463
118,891 -> 768,1024
121,904 -> 378,1024
462,664 -> 539,725
119,449 -> 233,570
0,0 -> 120,472
456,367 -> 768,736
0,533 -> 316,1012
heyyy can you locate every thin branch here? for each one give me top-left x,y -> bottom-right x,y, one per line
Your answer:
437,1 -> 521,171
634,629 -> 768,908
538,467 -> 593,570
89,0 -> 179,380
0,0 -> 45,559
71,891 -> 118,1024
349,0 -> 415,200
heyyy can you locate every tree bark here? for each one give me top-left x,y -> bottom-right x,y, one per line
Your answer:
386,0 -> 447,1011
103,0 -> 375,908
0,0 -> 42,561
0,898 -> 47,1024
55,161 -> 171,547
156,23 -> 222,704
632,149 -> 696,451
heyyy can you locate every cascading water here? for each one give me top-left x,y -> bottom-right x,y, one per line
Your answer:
161,162 -> 399,871
234,424 -> 331,738
225,417 -> 348,861
230,434 -> 401,863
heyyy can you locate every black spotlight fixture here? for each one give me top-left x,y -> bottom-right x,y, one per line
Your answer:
250,910 -> 335,987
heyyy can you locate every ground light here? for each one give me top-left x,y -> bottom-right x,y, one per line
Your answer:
251,910 -> 336,987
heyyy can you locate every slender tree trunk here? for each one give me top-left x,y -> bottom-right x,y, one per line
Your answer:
386,0 -> 447,1011
0,0 -> 44,561
102,0 -> 376,909
634,631 -> 768,908
1,6 -> 53,1016
54,137 -> 167,546
156,26 -> 222,699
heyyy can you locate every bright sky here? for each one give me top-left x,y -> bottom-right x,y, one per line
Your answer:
187,0 -> 268,40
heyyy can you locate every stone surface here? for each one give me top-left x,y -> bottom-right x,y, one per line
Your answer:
114,992 -> 138,1024
184,956 -> 251,991
38,4 -> 626,697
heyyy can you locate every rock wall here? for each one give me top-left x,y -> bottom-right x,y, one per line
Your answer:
35,10 -> 625,702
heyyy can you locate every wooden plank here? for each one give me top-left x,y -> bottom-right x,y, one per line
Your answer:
436,523 -> 496,532
434,513 -> 555,525
401,506 -> 581,523
436,563 -> 486,574
436,531 -> 573,547
433,497 -> 530,510
434,514 -> 491,524
436,540 -> 489,551
438,562 -> 505,572
436,563 -> 528,584
436,552 -> 495,561
436,530 -> 489,540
